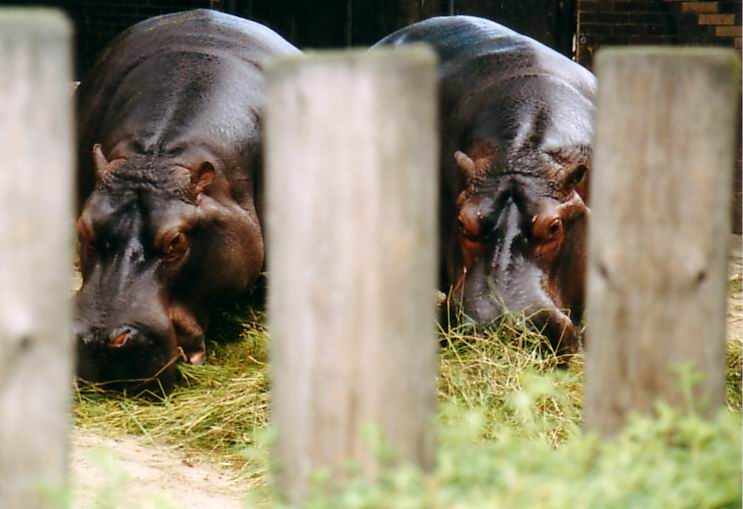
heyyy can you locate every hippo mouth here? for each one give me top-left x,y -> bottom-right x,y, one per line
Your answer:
518,301 -> 581,356
452,270 -> 581,357
74,300 -> 208,395
75,324 -> 181,395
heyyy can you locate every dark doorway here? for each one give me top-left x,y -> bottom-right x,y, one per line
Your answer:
228,0 -> 576,56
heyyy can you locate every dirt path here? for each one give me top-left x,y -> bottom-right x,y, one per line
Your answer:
71,429 -> 248,509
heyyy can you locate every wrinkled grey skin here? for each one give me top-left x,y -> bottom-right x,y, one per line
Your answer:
75,10 -> 299,392
374,16 -> 595,356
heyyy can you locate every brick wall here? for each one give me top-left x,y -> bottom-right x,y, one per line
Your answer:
577,0 -> 742,232
577,0 -> 742,67
38,0 -> 222,79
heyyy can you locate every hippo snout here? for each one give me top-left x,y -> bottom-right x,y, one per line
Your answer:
75,320 -> 179,392
456,294 -> 580,358
453,268 -> 581,358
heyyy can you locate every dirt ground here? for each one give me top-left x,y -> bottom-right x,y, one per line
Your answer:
69,236 -> 743,509
70,429 -> 248,509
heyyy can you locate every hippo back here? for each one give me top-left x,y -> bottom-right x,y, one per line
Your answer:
375,16 -> 594,98
76,9 -> 300,207
375,15 -> 596,210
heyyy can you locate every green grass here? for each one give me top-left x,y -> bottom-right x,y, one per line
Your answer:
74,296 -> 742,507
300,403 -> 741,509
438,318 -> 584,445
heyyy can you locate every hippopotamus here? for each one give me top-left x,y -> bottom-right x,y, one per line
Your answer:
74,9 -> 299,391
374,16 -> 595,357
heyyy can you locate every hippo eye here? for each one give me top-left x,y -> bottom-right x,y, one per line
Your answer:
457,216 -> 478,239
457,214 -> 486,248
163,232 -> 189,262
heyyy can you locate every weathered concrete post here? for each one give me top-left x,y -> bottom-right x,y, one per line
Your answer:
0,9 -> 75,509
266,47 -> 438,505
585,48 -> 740,436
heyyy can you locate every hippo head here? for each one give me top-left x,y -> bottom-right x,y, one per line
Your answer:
448,142 -> 590,356
75,144 -> 263,392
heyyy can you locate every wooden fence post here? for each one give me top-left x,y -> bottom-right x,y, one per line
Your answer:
0,9 -> 74,508
585,48 -> 740,436
266,47 -> 438,505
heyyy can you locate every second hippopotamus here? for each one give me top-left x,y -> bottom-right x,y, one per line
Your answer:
375,16 -> 596,356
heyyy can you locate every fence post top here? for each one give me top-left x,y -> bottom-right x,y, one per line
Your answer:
264,44 -> 438,74
0,8 -> 71,36
595,46 -> 741,68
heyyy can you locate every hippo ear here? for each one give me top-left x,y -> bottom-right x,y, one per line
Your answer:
92,144 -> 124,182
454,151 -> 478,181
192,161 -> 215,197
92,144 -> 109,175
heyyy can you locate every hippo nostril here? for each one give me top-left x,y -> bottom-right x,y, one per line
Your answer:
111,333 -> 128,348
109,326 -> 133,348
